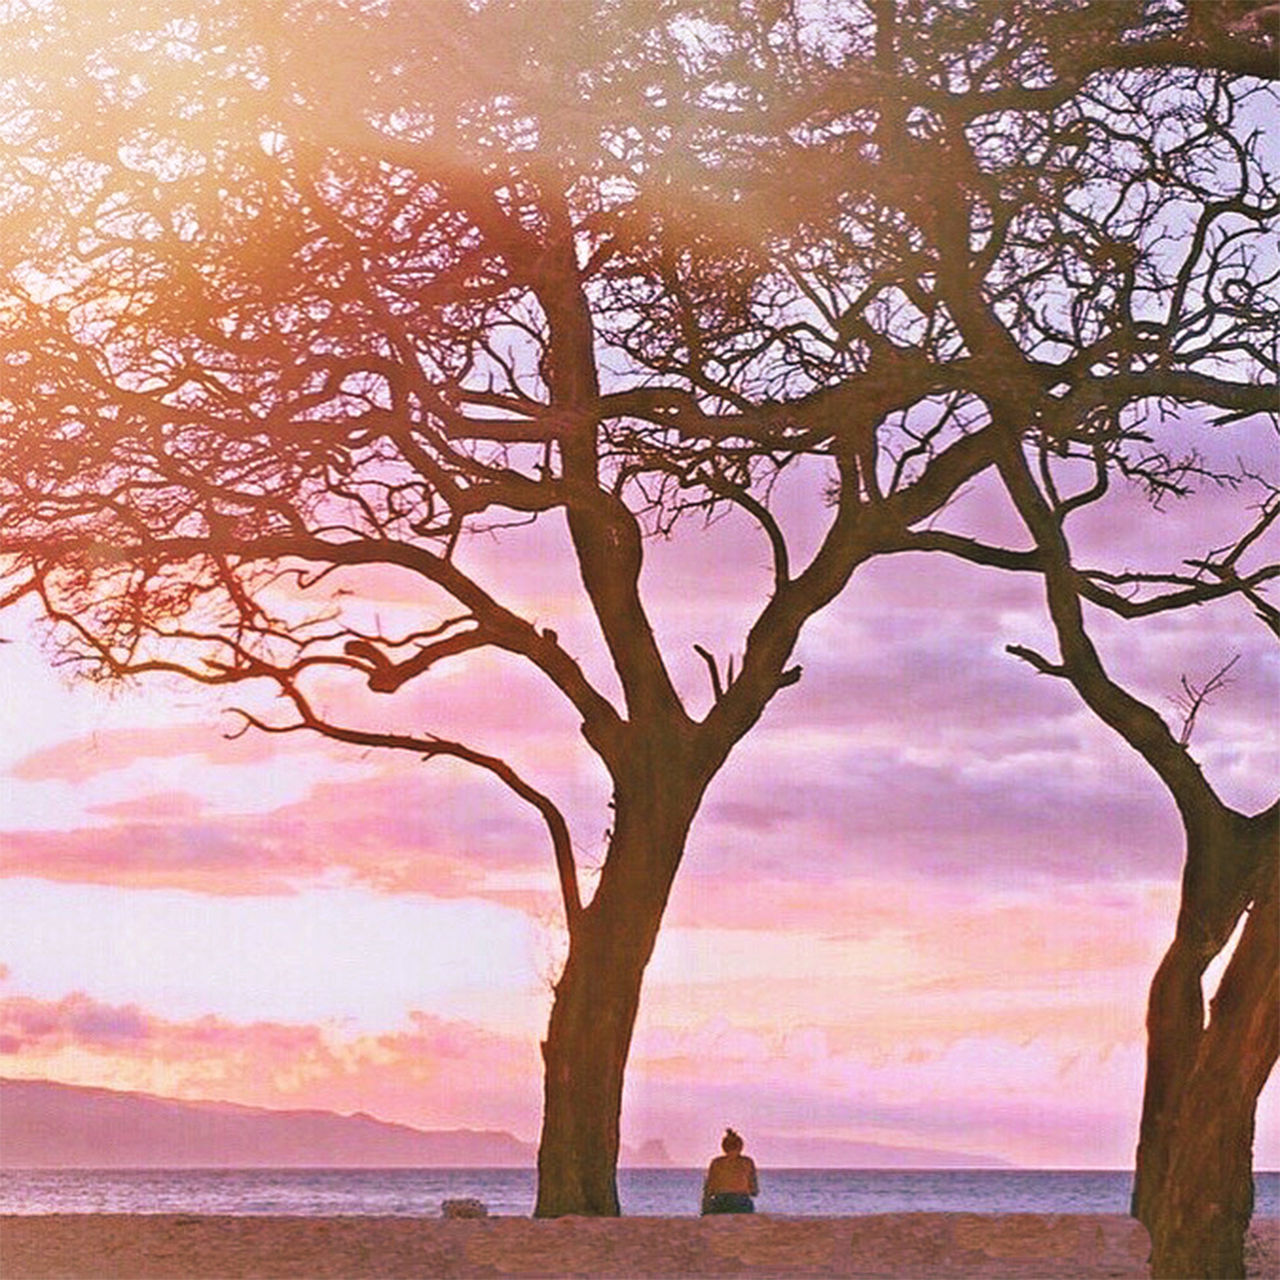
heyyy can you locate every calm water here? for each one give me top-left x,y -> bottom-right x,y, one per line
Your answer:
3,1168 -> 1278,1218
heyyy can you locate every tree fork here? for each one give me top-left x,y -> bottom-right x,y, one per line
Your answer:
1136,812 -> 1279,1278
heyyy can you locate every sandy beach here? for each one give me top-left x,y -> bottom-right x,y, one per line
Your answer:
2,1212 -> 1277,1279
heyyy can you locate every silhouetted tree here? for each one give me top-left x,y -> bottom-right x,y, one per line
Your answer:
683,0 -> 1279,1270
0,0 -> 1275,1234
999,445 -> 1277,1280
855,5 -> 1279,1272
0,0 -> 1003,1214
914,413 -> 1275,1280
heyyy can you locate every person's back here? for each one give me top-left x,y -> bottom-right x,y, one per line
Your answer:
701,1129 -> 758,1215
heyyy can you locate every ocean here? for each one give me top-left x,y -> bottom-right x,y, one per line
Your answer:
3,1168 -> 1279,1218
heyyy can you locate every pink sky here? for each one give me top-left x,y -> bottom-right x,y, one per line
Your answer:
1,429 -> 1276,1169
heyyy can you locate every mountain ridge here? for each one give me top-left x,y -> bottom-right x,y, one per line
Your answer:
0,1077 -> 548,1168
0,1077 -> 1008,1169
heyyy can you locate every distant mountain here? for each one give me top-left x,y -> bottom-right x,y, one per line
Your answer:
0,1078 -> 535,1169
0,1078 -> 989,1171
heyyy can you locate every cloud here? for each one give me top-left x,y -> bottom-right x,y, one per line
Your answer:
0,759 -> 571,897
0,407 -> 1272,1176
618,869 -> 1206,1167
660,871 -> 1178,963
4,929 -> 1275,1170
0,992 -> 541,1136
3,554 -> 1218,901
1,993 -> 163,1053
644,876 -> 1174,1070
91,791 -> 213,822
0,878 -> 548,1037
3,446 -> 1272,908
621,1022 -> 1151,1167
0,986 -> 1149,1166
624,1000 -> 1279,1169
9,724 -> 281,785
689,737 -> 1185,885
0,619 -> 1246,901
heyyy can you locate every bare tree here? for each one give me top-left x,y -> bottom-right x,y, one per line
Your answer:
0,0 -> 1275,1234
994,447 -> 1277,1280
857,4 -> 1280,1271
0,0 -> 1000,1215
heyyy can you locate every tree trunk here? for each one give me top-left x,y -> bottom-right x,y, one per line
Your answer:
534,913 -> 648,1216
534,756 -> 707,1217
1133,807 -> 1279,1279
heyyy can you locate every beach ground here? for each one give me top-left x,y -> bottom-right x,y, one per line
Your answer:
3,1211 -> 1278,1278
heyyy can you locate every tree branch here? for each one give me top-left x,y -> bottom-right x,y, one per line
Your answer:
245,669 -> 586,929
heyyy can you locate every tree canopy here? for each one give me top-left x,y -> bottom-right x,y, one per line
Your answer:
4,1 -> 1275,656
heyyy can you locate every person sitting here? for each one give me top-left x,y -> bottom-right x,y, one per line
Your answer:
701,1127 -> 758,1215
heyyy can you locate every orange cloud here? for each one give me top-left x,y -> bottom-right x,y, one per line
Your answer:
0,992 -> 540,1135
9,723 -> 281,784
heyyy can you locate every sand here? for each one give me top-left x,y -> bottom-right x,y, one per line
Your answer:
2,1212 -> 1277,1279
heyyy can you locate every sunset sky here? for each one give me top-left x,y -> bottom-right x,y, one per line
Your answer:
1,406 -> 1276,1170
